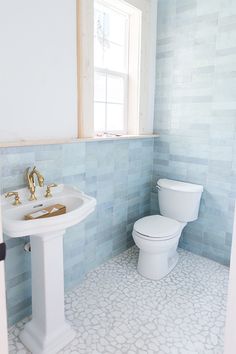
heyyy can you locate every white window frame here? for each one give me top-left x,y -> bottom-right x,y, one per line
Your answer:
77,0 -> 157,138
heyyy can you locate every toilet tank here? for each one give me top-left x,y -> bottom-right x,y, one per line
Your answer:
157,179 -> 203,222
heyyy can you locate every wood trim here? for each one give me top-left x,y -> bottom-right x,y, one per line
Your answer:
138,0 -> 158,134
127,4 -> 142,134
77,0 -> 94,138
0,134 -> 159,148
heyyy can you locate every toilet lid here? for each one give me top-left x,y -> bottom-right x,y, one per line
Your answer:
133,215 -> 181,239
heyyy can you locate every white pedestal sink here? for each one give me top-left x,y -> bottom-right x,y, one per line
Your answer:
2,185 -> 96,354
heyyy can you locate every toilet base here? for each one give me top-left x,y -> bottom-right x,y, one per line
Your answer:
137,249 -> 179,280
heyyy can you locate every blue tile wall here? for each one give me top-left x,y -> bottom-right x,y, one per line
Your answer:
152,0 -> 236,266
0,138 -> 154,326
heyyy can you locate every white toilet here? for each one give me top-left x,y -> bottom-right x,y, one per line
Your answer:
132,179 -> 203,280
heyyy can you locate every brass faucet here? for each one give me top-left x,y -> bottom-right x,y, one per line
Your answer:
26,167 -> 44,201
5,191 -> 22,206
45,183 -> 58,198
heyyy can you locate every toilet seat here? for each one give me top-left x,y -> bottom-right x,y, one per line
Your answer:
133,215 -> 181,240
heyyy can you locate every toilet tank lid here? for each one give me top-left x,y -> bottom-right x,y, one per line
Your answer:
157,179 -> 203,193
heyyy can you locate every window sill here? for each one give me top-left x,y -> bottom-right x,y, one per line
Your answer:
0,134 -> 160,148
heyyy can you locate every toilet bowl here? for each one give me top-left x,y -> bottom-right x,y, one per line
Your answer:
132,179 -> 203,280
133,215 -> 186,280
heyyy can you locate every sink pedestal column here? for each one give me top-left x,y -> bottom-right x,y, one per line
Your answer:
20,231 -> 75,354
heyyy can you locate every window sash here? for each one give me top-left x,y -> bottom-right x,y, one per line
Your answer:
94,0 -> 129,134
94,67 -> 128,133
94,2 -> 129,74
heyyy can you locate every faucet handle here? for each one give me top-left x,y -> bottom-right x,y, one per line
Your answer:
5,191 -> 22,206
45,183 -> 57,198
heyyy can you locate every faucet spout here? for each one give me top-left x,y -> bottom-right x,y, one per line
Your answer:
26,167 -> 44,201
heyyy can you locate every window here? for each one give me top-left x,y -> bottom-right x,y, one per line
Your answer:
94,1 -> 129,134
77,0 -> 157,138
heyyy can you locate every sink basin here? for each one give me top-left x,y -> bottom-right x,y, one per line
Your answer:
2,184 -> 96,238
2,184 -> 96,354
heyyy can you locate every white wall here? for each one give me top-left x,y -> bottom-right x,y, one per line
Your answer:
0,0 -> 77,142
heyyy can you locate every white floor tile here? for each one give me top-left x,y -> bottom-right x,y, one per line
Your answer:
8,247 -> 229,354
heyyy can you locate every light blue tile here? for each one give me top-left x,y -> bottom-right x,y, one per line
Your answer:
153,0 -> 234,268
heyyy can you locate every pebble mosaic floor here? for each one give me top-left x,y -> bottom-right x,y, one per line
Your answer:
8,247 -> 229,354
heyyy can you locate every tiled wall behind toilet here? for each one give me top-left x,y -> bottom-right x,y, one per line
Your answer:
0,139 -> 154,326
152,0 -> 236,266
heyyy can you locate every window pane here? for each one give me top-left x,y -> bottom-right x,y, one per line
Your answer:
94,4 -> 127,46
94,72 -> 106,102
107,104 -> 124,131
104,43 -> 126,72
94,103 -> 106,132
107,75 -> 124,103
107,8 -> 127,45
94,36 -> 104,68
94,5 -> 109,40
